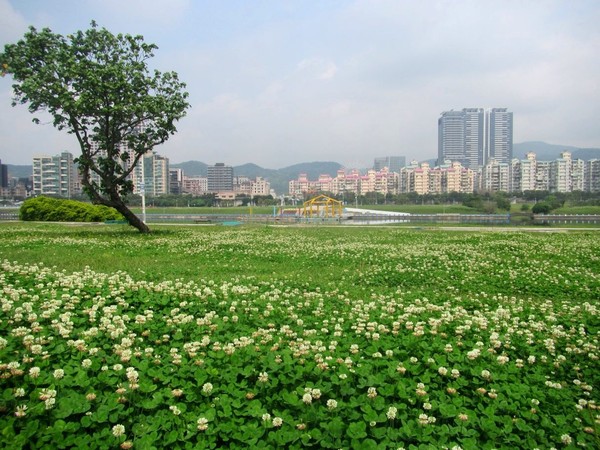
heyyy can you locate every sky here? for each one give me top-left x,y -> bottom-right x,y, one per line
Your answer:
1,0 -> 599,169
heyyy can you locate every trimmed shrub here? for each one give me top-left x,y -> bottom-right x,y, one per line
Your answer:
531,202 -> 552,214
19,196 -> 123,222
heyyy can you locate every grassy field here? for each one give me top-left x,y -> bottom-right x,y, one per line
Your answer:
0,223 -> 599,449
5,202 -> 600,216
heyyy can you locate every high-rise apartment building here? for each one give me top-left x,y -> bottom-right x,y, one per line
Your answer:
511,152 -> 537,192
481,159 -> 510,193
486,108 -> 513,165
207,163 -> 234,192
585,160 -> 600,193
463,108 -> 485,168
438,108 -> 512,169
32,152 -> 80,197
0,159 -> 8,189
169,168 -> 184,195
373,156 -> 406,173
131,152 -> 170,196
438,110 -> 467,166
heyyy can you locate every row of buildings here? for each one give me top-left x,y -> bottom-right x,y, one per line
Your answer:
18,152 -> 271,200
289,152 -> 600,196
4,149 -> 600,201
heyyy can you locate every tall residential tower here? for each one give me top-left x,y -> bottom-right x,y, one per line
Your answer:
438,108 -> 512,168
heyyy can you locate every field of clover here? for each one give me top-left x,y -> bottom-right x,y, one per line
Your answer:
0,223 -> 599,449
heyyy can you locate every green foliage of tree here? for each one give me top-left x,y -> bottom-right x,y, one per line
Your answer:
531,202 -> 552,214
19,196 -> 124,222
494,193 -> 512,211
1,22 -> 190,232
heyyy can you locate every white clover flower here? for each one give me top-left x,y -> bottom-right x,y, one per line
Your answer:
272,417 -> 283,427
169,405 -> 182,415
45,397 -> 56,410
497,355 -> 509,365
438,366 -> 448,376
423,402 -> 432,410
82,359 -> 92,368
202,383 -> 213,394
327,399 -> 338,410
560,434 -> 572,445
31,344 -> 43,354
14,388 -> 25,398
14,404 -> 27,418
171,388 -> 184,397
112,424 -> 125,437
302,393 -> 313,404
311,388 -> 321,400
197,417 -> 209,431
481,369 -> 491,380
386,406 -> 398,420
258,372 -> 269,383
53,369 -> 65,379
29,367 -> 40,378
467,349 -> 480,360
367,387 -> 377,399
339,373 -> 347,380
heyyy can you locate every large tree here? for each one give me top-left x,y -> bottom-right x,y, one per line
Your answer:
1,22 -> 190,232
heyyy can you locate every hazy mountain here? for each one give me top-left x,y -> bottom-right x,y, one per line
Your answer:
264,161 -> 343,194
513,141 -> 600,161
171,160 -> 343,194
170,160 -> 208,176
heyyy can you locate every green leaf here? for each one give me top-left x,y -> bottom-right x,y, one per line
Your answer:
327,417 -> 344,438
347,422 -> 367,440
439,403 -> 457,418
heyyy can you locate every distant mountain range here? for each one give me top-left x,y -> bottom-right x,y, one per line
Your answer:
6,141 -> 600,195
170,161 -> 343,194
513,141 -> 600,161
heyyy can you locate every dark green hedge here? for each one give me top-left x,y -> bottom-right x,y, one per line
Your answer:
19,196 -> 124,222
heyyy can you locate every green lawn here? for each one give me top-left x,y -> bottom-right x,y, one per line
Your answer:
1,223 -> 599,449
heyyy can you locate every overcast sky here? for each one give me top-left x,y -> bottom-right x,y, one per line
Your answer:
1,0 -> 599,169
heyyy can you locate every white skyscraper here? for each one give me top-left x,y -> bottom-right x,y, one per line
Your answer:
439,108 -> 512,169
486,108 -> 513,165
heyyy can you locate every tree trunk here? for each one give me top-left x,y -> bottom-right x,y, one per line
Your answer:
112,200 -> 150,233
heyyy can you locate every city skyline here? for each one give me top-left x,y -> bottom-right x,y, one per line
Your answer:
1,1 -> 600,168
